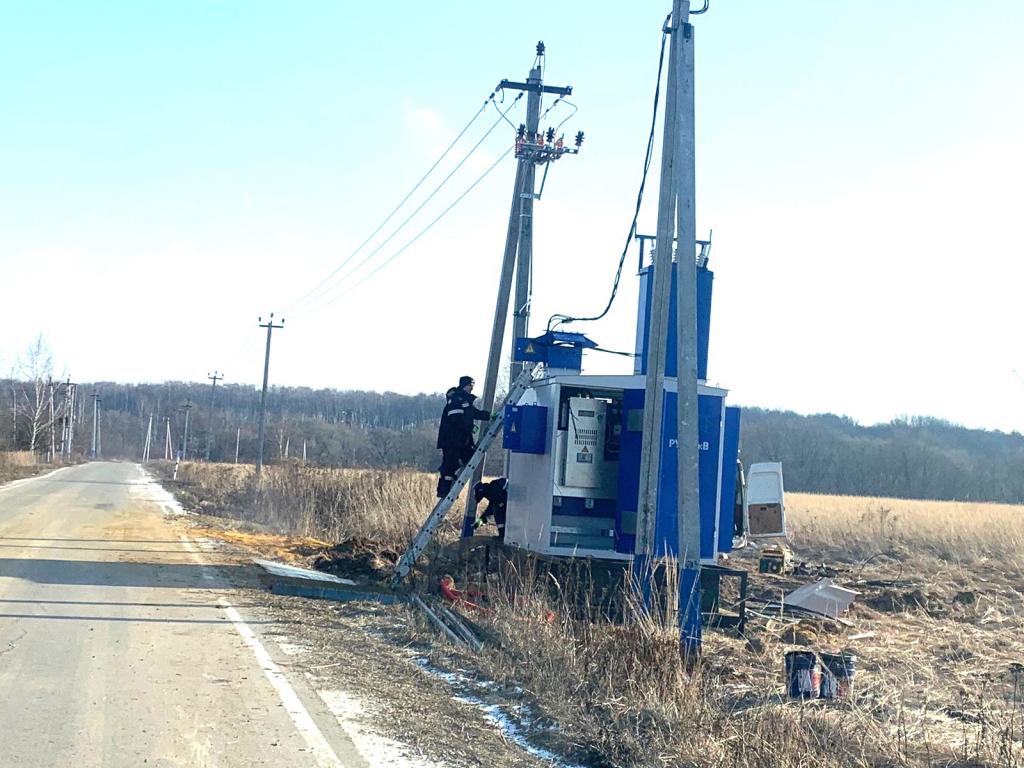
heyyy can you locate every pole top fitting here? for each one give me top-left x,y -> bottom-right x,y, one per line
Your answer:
536,41 -> 545,57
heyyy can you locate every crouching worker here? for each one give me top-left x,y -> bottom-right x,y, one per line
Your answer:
436,375 -> 491,498
472,477 -> 508,540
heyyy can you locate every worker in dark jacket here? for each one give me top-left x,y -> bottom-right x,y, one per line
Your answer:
436,376 -> 491,498
473,477 -> 508,540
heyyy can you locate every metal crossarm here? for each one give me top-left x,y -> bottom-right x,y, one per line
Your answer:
392,363 -> 538,585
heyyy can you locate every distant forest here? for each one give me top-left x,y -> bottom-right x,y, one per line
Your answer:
3,378 -> 1023,504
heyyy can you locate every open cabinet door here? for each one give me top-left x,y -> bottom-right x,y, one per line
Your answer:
745,462 -> 786,538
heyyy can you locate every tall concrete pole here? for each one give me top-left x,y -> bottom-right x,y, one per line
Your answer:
510,64 -> 543,381
673,0 -> 702,657
635,12 -> 681,567
256,314 -> 284,477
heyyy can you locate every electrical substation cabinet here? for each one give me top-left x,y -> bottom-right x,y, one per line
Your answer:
503,404 -> 548,454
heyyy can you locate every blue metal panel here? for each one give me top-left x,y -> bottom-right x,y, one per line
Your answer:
615,388 -> 645,553
635,264 -> 714,380
617,388 -> 724,561
653,392 -> 723,561
718,406 -> 742,554
503,405 -> 548,454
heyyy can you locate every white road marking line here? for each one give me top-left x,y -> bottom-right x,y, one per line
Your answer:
0,465 -> 72,494
178,535 -> 347,768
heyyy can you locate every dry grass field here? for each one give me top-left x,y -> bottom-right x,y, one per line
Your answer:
162,462 -> 1024,767
0,451 -> 39,485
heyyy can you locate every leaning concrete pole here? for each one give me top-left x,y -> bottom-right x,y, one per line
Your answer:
673,0 -> 703,658
461,164 -> 527,536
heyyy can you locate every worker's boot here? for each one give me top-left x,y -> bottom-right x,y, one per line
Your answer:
436,476 -> 453,498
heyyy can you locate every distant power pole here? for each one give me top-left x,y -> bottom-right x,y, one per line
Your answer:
90,393 -> 101,459
180,400 -> 193,460
142,414 -> 153,462
255,313 -> 284,477
206,371 -> 223,461
235,426 -> 241,464
164,417 -> 173,460
48,378 -> 55,463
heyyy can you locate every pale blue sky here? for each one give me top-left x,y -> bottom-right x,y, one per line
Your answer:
2,2 -> 1022,432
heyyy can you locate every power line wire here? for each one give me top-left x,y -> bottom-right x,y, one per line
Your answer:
547,14 -> 671,331
291,146 -> 515,320
289,93 -> 523,312
285,92 -> 502,314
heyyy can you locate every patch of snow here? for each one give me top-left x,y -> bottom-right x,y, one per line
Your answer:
133,464 -> 191,516
412,656 -> 583,768
317,689 -> 446,768
276,641 -> 310,657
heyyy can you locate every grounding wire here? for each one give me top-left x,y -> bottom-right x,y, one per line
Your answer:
288,93 -> 523,310
289,146 -> 516,320
284,92 -> 499,315
546,13 -> 671,332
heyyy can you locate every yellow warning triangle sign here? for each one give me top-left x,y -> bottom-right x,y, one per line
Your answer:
525,343 -> 535,354
581,446 -> 589,453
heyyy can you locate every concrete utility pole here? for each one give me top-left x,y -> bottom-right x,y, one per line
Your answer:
165,418 -> 173,460
143,414 -> 153,462
673,0 -> 703,658
90,393 -> 101,459
235,426 -> 241,464
180,401 -> 193,460
48,378 -> 55,463
462,42 -> 574,536
65,381 -> 76,459
635,0 -> 704,656
255,314 -> 284,477
206,371 -> 223,461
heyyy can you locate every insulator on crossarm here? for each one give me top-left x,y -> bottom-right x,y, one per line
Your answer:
517,124 -> 526,139
546,127 -> 555,143
574,130 -> 585,148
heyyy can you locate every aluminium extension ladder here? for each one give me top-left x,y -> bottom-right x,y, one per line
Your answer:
392,362 -> 539,585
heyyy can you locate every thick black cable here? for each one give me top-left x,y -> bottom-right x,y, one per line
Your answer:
291,93 -> 522,309
546,14 -> 671,331
285,93 -> 498,314
290,146 -> 516,320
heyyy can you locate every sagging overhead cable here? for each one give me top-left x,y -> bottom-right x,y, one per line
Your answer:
290,146 -> 516,320
285,89 -> 514,315
546,13 -> 671,332
288,93 -> 523,313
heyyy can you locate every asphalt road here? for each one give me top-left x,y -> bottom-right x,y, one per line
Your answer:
0,461 -> 367,768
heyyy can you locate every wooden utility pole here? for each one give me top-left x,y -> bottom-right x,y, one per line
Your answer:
462,43 -> 574,536
255,314 -> 284,477
205,371 -> 223,461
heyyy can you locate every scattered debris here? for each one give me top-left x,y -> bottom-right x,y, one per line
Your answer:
255,558 -> 402,604
758,543 -> 794,574
783,579 -> 858,619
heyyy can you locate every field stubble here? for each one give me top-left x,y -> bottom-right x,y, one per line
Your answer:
163,462 -> 1024,767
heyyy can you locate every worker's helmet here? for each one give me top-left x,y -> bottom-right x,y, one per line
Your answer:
473,481 -> 487,502
459,375 -> 475,389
